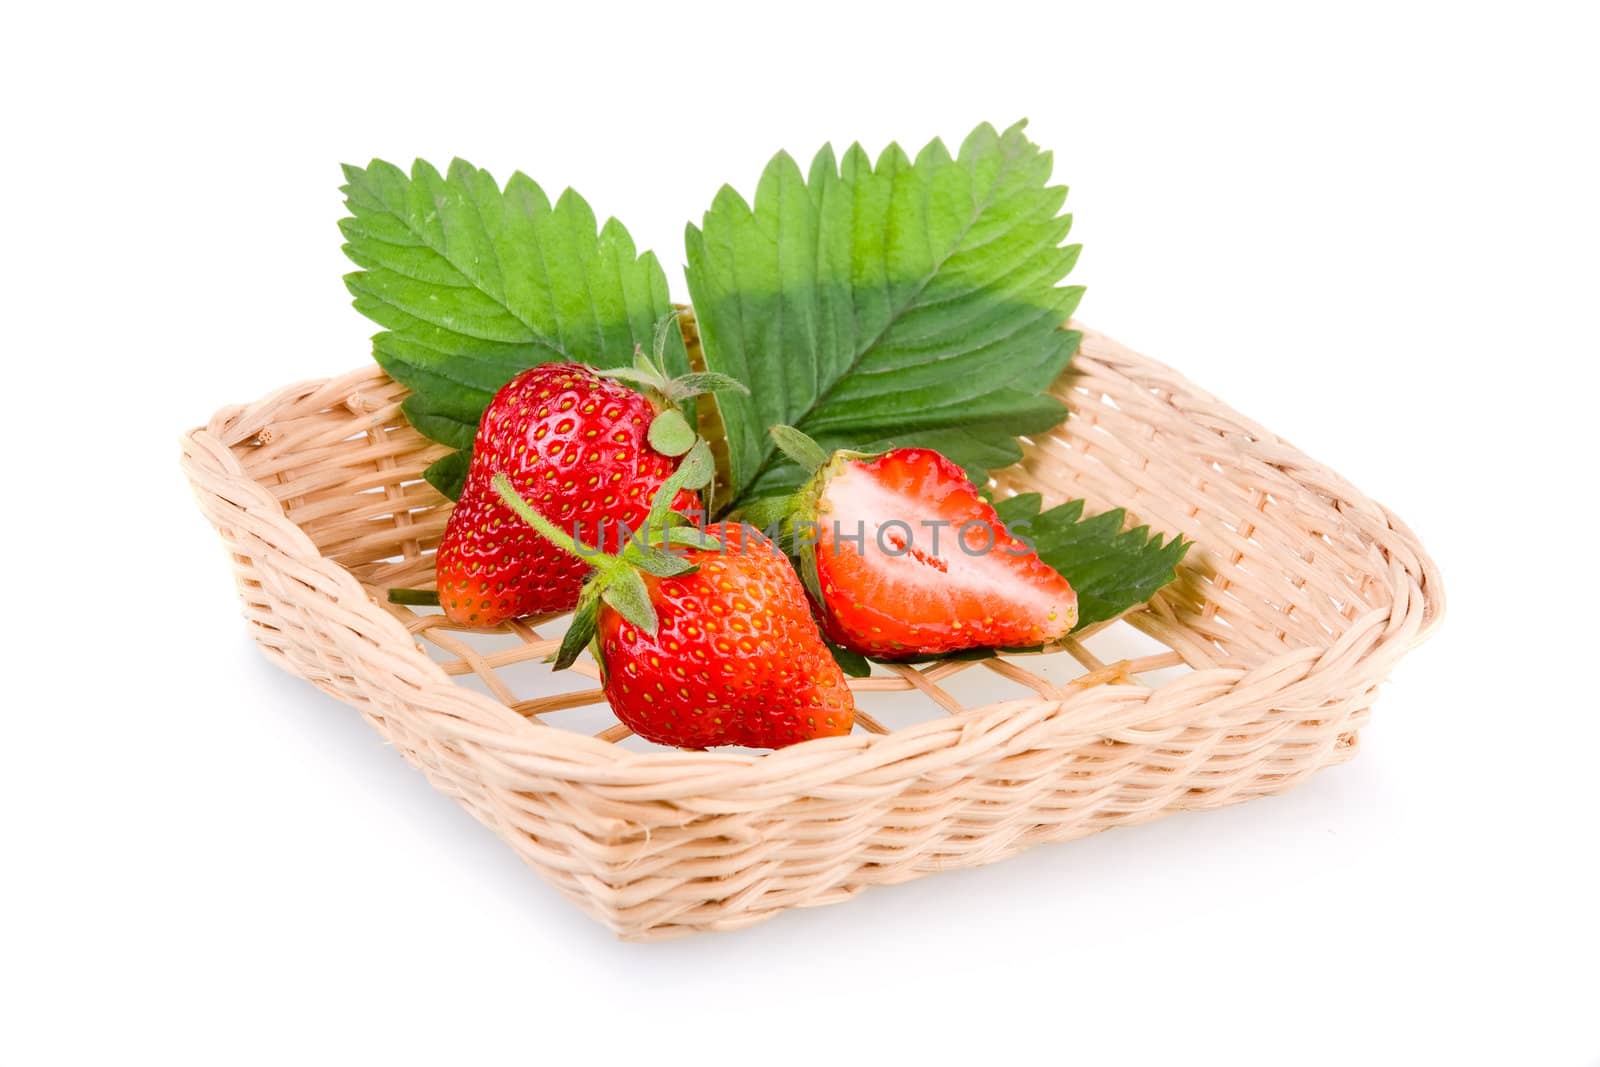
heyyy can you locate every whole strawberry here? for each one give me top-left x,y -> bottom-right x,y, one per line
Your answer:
435,363 -> 686,625
595,522 -> 854,748
764,428 -> 1078,659
493,444 -> 856,750
434,335 -> 745,627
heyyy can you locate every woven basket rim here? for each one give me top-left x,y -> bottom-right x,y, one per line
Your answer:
180,327 -> 1444,781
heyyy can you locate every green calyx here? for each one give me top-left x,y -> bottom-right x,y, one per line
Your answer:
766,424 -> 830,473
735,425 -> 879,604
492,439 -> 722,670
767,423 -> 879,477
596,311 -> 749,458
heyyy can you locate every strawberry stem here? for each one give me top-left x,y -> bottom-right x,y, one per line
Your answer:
492,444 -> 715,656
490,473 -> 620,571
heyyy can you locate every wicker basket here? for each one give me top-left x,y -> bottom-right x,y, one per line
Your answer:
180,324 -> 1442,940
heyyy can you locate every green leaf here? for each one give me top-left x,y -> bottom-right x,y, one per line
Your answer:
684,120 -> 1083,515
993,492 -> 1044,528
422,450 -> 471,500
341,158 -> 688,497
999,494 -> 1191,630
828,643 -> 872,678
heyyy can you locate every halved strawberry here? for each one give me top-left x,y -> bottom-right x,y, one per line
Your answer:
764,430 -> 1077,659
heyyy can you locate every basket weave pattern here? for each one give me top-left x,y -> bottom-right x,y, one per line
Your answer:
180,326 -> 1441,939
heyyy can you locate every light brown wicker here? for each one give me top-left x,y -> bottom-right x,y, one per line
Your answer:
180,324 -> 1442,940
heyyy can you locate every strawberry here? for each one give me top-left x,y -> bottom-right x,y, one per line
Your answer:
434,363 -> 693,625
432,325 -> 746,627
766,428 -> 1078,659
594,522 -> 854,748
493,443 -> 856,750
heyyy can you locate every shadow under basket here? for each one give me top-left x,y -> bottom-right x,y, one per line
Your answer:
180,325 -> 1442,940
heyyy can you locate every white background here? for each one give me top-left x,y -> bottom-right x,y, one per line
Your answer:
5,2 -> 1597,1063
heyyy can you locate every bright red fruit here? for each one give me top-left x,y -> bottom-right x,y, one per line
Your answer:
435,364 -> 695,626
597,523 -> 855,749
809,448 -> 1077,657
